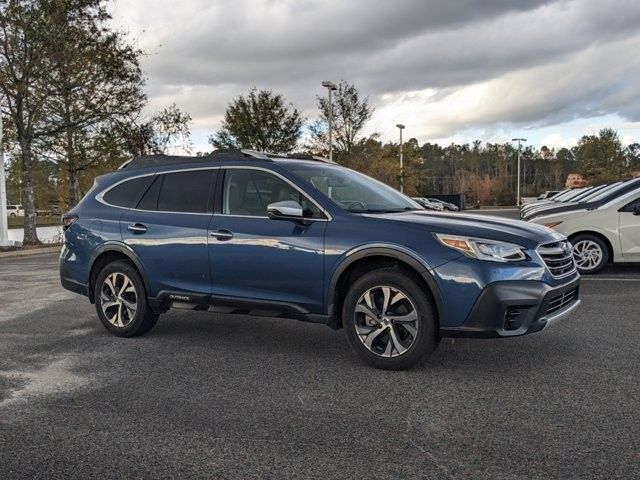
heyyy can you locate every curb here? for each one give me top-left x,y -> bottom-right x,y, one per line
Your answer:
0,246 -> 61,259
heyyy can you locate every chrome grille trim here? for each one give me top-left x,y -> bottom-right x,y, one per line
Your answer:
537,241 -> 577,278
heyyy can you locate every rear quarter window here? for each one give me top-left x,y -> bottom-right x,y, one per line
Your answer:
102,176 -> 155,208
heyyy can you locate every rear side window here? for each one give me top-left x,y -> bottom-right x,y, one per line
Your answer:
136,176 -> 163,211
156,170 -> 215,213
103,176 -> 155,208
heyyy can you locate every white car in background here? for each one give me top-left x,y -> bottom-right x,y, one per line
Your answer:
530,180 -> 640,273
411,197 -> 444,211
6,205 -> 24,217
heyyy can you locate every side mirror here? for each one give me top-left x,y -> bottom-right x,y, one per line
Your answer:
633,205 -> 640,216
267,200 -> 304,221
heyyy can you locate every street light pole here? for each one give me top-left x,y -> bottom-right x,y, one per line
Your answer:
0,106 -> 10,246
512,138 -> 526,207
321,81 -> 337,162
396,124 -> 405,193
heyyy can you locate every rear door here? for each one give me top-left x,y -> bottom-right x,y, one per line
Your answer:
618,195 -> 640,261
119,168 -> 217,297
208,167 -> 327,314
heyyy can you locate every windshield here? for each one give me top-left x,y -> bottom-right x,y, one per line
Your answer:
588,181 -> 628,202
547,189 -> 571,201
282,162 -> 421,212
558,188 -> 588,202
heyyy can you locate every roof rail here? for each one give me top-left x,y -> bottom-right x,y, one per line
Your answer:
265,152 -> 336,164
210,148 -> 271,160
118,149 -> 336,171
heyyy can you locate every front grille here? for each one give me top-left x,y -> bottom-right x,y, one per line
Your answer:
545,287 -> 579,316
537,241 -> 576,277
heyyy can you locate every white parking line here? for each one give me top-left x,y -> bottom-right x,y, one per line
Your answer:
581,277 -> 640,281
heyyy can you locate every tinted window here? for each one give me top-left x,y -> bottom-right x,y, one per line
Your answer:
136,175 -> 162,210
157,170 -> 214,213
103,176 -> 155,208
222,169 -> 323,218
620,195 -> 640,212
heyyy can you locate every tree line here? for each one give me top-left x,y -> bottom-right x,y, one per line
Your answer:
2,1 -> 639,245
209,83 -> 639,205
1,0 -> 191,244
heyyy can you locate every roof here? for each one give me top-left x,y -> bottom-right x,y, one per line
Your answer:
118,149 -> 335,170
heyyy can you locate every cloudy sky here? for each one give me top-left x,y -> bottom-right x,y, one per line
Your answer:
111,0 -> 640,152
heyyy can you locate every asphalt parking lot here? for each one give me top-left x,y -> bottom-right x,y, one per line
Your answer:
1,251 -> 639,479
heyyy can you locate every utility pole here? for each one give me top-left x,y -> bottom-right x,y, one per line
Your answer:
321,81 -> 337,162
0,106 -> 10,246
396,124 -> 405,193
512,138 -> 526,207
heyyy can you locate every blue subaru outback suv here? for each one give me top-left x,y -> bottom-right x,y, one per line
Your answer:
60,149 -> 581,369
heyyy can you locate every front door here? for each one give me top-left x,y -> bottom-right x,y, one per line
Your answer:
121,169 -> 217,297
209,168 -> 327,314
619,195 -> 640,262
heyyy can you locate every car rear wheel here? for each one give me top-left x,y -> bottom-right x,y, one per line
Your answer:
94,260 -> 158,337
571,234 -> 609,274
343,267 -> 439,370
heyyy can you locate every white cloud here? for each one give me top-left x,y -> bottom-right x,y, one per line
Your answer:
110,0 -> 640,148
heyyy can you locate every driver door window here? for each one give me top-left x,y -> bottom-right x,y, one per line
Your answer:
222,169 -> 324,219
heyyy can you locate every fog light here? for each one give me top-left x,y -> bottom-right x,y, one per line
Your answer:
504,307 -> 527,331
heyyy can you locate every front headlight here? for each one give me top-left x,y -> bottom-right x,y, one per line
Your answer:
434,234 -> 527,262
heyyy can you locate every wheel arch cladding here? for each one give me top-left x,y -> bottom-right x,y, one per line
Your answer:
568,231 -> 614,263
327,248 -> 443,330
88,245 -> 148,303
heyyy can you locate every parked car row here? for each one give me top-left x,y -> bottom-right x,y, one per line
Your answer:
522,178 -> 640,273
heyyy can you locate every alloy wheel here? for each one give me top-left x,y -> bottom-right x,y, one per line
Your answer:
354,285 -> 419,357
100,272 -> 138,327
573,240 -> 603,271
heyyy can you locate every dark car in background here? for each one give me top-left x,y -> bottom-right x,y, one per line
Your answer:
60,150 -> 581,370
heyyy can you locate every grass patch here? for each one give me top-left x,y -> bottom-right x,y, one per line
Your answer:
0,242 -> 63,253
7,215 -> 60,228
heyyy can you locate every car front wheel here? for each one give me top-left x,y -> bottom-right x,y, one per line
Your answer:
343,267 -> 439,370
571,234 -> 609,274
94,260 -> 159,337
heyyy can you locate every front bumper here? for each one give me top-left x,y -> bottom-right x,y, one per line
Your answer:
439,277 -> 580,338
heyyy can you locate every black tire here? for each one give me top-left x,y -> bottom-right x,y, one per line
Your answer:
342,267 -> 439,370
571,233 -> 609,274
10,213 -> 16,217
94,260 -> 159,337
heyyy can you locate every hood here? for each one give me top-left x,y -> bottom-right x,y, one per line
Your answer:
367,211 -> 564,249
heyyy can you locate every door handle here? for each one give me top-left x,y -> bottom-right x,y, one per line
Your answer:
127,223 -> 147,234
210,229 -> 234,241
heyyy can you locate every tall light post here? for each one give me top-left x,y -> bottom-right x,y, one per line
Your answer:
321,81 -> 337,162
512,137 -> 526,207
396,124 -> 405,193
0,105 -> 10,246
